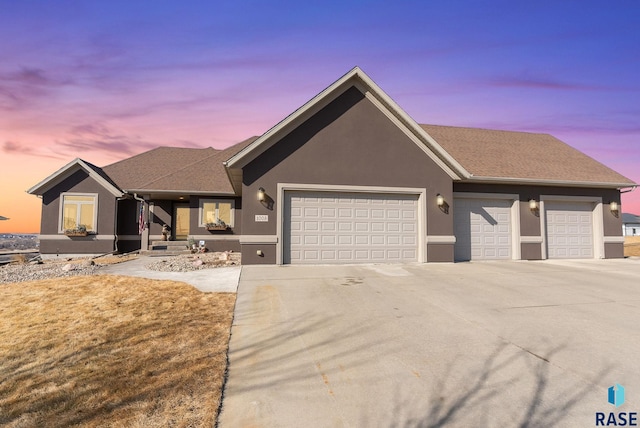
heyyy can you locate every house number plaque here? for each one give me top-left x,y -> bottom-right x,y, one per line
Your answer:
255,215 -> 269,222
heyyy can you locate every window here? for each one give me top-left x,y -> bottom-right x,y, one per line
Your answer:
199,199 -> 234,227
59,193 -> 98,233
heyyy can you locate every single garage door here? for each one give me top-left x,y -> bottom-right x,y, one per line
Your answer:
545,201 -> 594,259
283,191 -> 419,264
454,198 -> 512,261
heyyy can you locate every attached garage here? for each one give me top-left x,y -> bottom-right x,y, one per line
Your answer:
544,201 -> 595,259
283,191 -> 420,264
453,197 -> 514,261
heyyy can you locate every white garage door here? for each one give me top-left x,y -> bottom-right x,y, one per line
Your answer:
454,198 -> 512,261
545,201 -> 594,259
283,191 -> 419,264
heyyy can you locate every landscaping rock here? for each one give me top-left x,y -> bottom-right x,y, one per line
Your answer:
146,252 -> 241,272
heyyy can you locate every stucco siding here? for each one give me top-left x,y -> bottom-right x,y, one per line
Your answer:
240,86 -> 453,264
454,183 -> 623,259
39,169 -> 117,254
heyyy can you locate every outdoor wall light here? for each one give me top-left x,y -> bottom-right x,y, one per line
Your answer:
257,187 -> 266,202
529,199 -> 538,211
610,201 -> 619,213
436,194 -> 445,207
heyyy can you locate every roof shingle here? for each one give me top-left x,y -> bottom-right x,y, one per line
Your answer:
102,137 -> 257,193
421,124 -> 635,186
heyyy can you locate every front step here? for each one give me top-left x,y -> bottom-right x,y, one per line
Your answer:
145,240 -> 192,255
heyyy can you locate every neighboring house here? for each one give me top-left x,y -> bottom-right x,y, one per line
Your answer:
29,67 -> 636,264
623,213 -> 640,236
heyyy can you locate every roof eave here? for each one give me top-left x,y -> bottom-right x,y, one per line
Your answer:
27,158 -> 123,197
463,175 -> 638,189
224,66 -> 470,180
122,189 -> 238,196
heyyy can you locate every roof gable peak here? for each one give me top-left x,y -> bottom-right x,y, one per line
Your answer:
224,66 -> 469,180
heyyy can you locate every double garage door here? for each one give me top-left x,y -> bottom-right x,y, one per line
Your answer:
283,191 -> 419,264
453,198 -> 595,261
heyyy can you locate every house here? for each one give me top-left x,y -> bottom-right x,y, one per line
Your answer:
28,67 -> 636,263
623,213 -> 640,236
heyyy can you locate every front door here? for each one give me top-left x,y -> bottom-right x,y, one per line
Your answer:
173,204 -> 190,240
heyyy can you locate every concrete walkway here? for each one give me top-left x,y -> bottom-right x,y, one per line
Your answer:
219,259 -> 640,427
99,256 -> 241,292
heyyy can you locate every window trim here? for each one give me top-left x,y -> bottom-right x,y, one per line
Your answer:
58,192 -> 99,234
199,198 -> 235,228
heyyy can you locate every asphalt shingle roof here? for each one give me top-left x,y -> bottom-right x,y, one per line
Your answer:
102,137 -> 257,193
421,124 -> 635,185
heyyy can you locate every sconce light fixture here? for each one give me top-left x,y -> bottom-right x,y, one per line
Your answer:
610,201 -> 619,213
436,194 -> 445,207
257,187 -> 266,202
529,199 -> 538,212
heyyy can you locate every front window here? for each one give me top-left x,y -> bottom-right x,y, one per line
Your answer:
60,193 -> 98,233
199,199 -> 234,227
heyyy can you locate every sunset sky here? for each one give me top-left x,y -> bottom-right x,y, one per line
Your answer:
1,1 -> 638,233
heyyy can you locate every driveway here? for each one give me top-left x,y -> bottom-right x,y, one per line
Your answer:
219,259 -> 640,427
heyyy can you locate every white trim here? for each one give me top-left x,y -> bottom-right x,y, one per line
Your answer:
540,195 -> 604,259
466,175 -> 634,189
224,67 -> 469,180
425,235 -> 456,244
125,189 -> 237,196
276,183 -> 427,265
198,198 -> 235,227
28,158 -> 123,197
603,236 -> 625,244
240,235 -> 278,244
39,234 -> 115,241
58,192 -> 99,234
520,236 -> 544,244
453,192 -> 521,260
362,91 -> 462,179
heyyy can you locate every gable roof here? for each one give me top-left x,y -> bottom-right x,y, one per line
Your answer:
224,66 -> 468,180
28,158 -> 123,197
421,125 -> 635,188
102,137 -> 257,194
622,213 -> 640,223
225,66 -> 634,189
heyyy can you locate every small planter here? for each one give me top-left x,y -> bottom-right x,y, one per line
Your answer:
65,231 -> 88,237
206,225 -> 230,231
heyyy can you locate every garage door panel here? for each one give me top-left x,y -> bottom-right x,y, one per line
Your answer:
454,198 -> 512,261
285,191 -> 419,264
545,201 -> 594,259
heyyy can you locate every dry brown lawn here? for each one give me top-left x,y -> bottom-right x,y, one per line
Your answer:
0,275 -> 235,427
625,236 -> 640,257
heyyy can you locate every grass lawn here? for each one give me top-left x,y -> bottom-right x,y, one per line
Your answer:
625,236 -> 640,257
0,275 -> 235,427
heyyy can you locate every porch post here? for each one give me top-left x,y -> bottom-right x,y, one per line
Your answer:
141,197 -> 150,251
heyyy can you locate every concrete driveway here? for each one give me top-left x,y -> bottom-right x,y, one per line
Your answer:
219,259 -> 640,427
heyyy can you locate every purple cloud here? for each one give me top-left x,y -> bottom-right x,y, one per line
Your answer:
2,140 -> 65,160
0,67 -> 74,110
